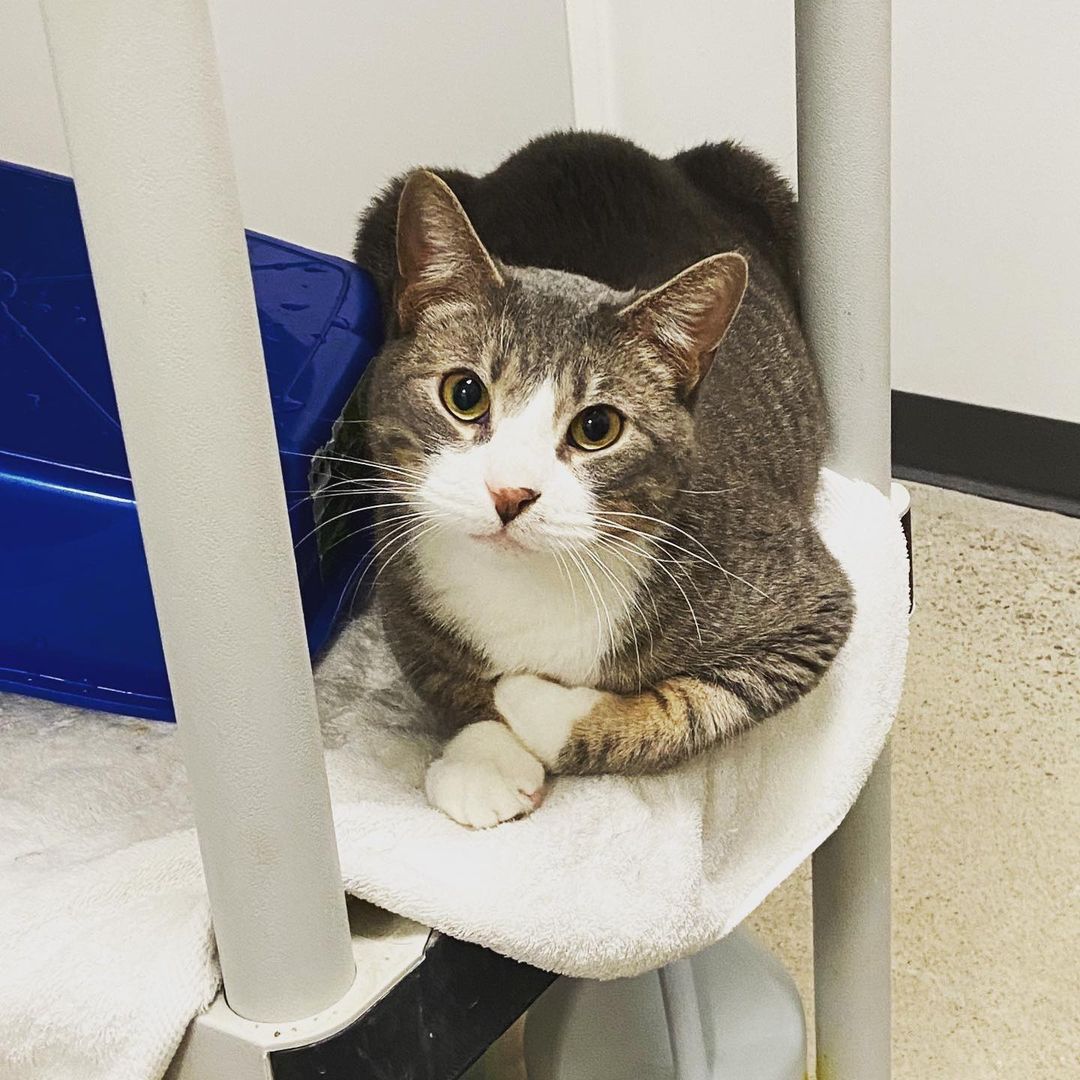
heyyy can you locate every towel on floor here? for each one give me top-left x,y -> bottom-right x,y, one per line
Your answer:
0,470 -> 908,1080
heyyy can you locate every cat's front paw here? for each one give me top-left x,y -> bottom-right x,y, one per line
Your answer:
494,673 -> 604,768
425,720 -> 546,829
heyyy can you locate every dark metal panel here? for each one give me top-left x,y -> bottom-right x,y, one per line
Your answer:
270,935 -> 556,1080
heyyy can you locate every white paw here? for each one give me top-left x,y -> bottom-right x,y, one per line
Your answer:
493,673 -> 603,768
425,720 -> 546,829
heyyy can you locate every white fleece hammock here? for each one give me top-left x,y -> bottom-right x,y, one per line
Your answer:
0,469 -> 908,1080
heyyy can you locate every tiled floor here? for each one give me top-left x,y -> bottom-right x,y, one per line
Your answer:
750,482 -> 1080,1078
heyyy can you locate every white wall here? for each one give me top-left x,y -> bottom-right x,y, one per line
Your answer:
1,0 -> 573,257
593,0 -> 798,182
890,0 -> 1080,423
3,0 -> 1077,422
573,0 -> 1080,424
1,0 -> 71,176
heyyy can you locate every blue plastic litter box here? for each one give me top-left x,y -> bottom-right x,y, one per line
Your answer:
0,160 -> 383,721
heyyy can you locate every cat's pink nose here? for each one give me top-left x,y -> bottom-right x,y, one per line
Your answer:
488,486 -> 540,525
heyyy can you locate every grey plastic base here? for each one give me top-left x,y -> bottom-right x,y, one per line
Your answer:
522,928 -> 806,1080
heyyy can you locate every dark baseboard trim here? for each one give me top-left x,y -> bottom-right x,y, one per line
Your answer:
892,465 -> 1080,518
891,392 -> 1080,518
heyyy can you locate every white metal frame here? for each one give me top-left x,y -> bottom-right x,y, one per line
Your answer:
41,0 -> 895,1075
39,0 -> 355,1025
796,3 -> 893,1078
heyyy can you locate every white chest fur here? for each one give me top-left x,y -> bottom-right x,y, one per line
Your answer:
414,531 -> 638,686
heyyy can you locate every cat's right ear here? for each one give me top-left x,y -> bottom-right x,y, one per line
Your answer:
394,170 -> 504,332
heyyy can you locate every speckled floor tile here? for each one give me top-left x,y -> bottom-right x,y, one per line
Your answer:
750,482 -> 1080,1079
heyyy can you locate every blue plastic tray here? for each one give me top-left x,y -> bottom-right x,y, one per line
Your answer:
0,160 -> 382,720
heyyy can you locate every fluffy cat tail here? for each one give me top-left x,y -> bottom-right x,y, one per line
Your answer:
671,141 -> 799,299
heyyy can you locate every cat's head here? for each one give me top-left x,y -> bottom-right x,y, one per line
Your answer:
360,171 -> 747,558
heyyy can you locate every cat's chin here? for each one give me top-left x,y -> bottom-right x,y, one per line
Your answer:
467,530 -> 530,553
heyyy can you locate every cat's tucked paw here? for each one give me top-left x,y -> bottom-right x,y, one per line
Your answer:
494,673 -> 604,768
425,720 -> 546,829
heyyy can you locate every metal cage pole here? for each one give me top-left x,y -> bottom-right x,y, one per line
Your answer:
39,0 -> 355,1023
795,2 -> 893,1079
658,960 -> 710,1080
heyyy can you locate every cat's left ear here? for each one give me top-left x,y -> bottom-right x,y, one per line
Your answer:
618,252 -> 748,396
394,170 -> 504,332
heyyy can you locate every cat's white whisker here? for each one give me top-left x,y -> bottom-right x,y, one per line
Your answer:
599,531 -> 704,646
582,544 -> 645,692
593,535 -> 665,649
595,515 -> 776,604
550,545 -> 580,616
313,452 -> 428,482
343,516 -> 447,620
560,547 -> 599,661
288,474 -> 424,500
595,509 -> 730,565
323,509 -> 448,556
302,484 -> 424,504
331,513 -> 425,622
312,490 -> 424,508
563,545 -> 608,668
319,475 -> 423,489
579,547 -> 622,674
294,499 -> 430,550
595,520 -> 714,571
599,533 -> 700,605
326,507 -> 449,570
532,521 -> 601,550
594,535 -> 661,628
331,544 -> 375,626
370,520 -> 445,591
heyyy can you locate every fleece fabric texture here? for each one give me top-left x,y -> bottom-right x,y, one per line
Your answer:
0,470 -> 908,1080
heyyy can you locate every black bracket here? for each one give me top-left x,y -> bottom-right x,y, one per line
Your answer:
901,504 -> 914,613
269,933 -> 556,1080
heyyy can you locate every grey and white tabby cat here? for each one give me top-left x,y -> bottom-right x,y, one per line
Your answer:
333,132 -> 853,827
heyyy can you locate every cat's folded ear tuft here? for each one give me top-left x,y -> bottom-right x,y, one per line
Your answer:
618,252 -> 749,396
394,170 -> 504,333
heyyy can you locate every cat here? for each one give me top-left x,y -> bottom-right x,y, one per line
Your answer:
330,131 -> 853,828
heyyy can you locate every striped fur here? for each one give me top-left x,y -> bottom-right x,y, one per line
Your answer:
334,132 -> 854,807
555,590 -> 850,774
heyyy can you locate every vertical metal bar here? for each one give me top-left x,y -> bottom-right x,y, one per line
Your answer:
812,748 -> 893,1080
658,960 -> 710,1080
796,0 -> 892,493
39,0 -> 354,1023
795,2 -> 893,1078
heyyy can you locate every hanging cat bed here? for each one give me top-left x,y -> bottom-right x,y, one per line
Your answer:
2,2 -> 904,1078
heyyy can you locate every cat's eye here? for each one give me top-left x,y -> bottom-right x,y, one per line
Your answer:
440,370 -> 490,422
568,405 -> 623,451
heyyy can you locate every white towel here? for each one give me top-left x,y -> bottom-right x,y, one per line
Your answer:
0,470 -> 908,1080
